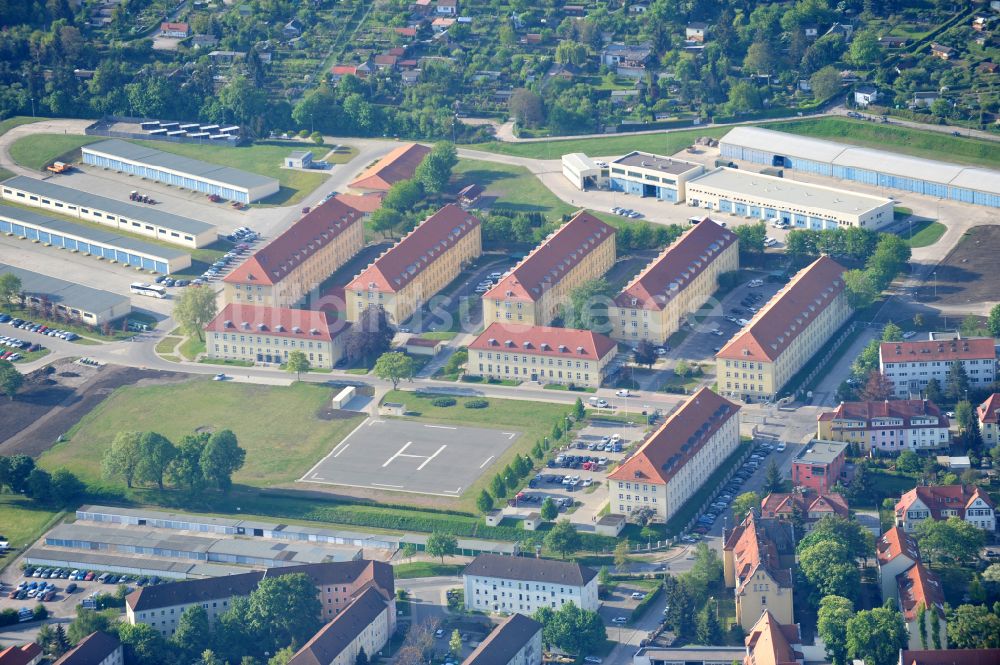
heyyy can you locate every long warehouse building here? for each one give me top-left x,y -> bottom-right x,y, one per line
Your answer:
2,175 -> 216,248
0,262 -> 131,325
82,139 -> 280,203
686,167 -> 896,230
719,126 -> 1000,208
0,204 -> 190,274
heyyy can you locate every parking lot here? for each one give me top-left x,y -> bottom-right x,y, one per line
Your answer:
300,418 -> 520,497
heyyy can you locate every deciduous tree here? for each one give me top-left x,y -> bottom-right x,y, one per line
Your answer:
730,491 -> 761,520
103,431 -> 142,488
858,371 -> 894,401
285,350 -> 310,380
818,595 -> 854,665
426,532 -> 457,563
200,429 -> 246,492
913,516 -> 985,565
173,605 -> 212,661
545,519 -> 581,559
987,303 -> 1000,337
946,603 -> 1000,648
540,497 -> 558,521
136,431 -> 176,490
173,285 -> 218,341
0,273 -> 21,305
374,351 -> 415,389
634,340 -> 656,368
845,607 -> 907,665
242,573 -> 322,657
0,360 -> 23,400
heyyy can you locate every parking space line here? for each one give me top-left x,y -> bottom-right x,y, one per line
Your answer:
371,483 -> 405,489
502,432 -> 516,439
417,445 -> 447,470
424,425 -> 457,430
333,443 -> 350,458
479,455 -> 495,469
299,417 -> 370,482
383,441 -> 413,467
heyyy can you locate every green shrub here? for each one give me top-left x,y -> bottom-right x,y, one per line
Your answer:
431,397 -> 457,407
464,398 -> 489,409
0,608 -> 17,626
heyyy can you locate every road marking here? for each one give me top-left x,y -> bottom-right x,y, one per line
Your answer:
333,443 -> 350,458
298,416 -> 370,482
369,419 -> 386,426
502,432 -> 516,440
417,445 -> 447,470
311,473 -> 324,480
383,441 -> 412,467
479,455 -> 495,469
424,425 -> 457,430
371,483 -> 405,489
442,487 -> 462,494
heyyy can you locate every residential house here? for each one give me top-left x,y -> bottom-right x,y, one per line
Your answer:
609,218 -> 738,345
897,562 -> 947,651
609,388 -> 740,523
912,91 -> 939,108
330,65 -> 359,82
463,554 -> 599,614
482,211 -> 616,327
432,17 -> 456,31
803,25 -> 819,39
462,614 -> 543,665
395,27 -> 417,38
191,34 -> 219,49
437,0 -> 457,14
816,399 -> 951,454
223,197 -> 364,308
345,205 -> 482,325
742,610 -> 803,665
159,22 -> 189,38
976,393 -> 1000,446
601,43 -> 653,78
723,512 -> 796,632
876,527 -> 921,601
824,23 -> 853,40
759,491 -> 849,532
208,50 -> 245,65
629,3 -> 649,14
880,36 -> 908,49
466,323 -> 617,388
854,85 -> 880,107
287,588 -> 394,665
0,643 -> 42,665
685,23 -> 709,42
879,334 -> 997,398
973,16 -> 991,31
374,54 -> 398,70
349,143 -> 430,193
716,256 -> 852,402
283,19 -> 303,39
334,192 -> 384,219
931,43 -> 956,60
791,440 -> 848,494
53,632 -> 122,665
894,485 -> 997,532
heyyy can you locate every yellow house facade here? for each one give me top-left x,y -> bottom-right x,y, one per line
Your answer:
345,205 -> 482,325
223,198 -> 364,308
610,218 -> 738,344
716,255 -> 851,401
723,512 -> 795,632
482,212 -> 615,327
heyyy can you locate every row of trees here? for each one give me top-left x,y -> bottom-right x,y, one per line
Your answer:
0,454 -> 86,506
102,429 -> 245,493
660,543 -> 728,644
797,516 -> 873,609
842,234 -> 912,309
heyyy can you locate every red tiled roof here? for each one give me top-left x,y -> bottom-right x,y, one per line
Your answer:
485,212 -> 615,304
723,512 -> 795,594
334,192 -> 384,214
330,65 -> 358,75
469,323 -> 617,362
977,393 -> 1000,425
716,256 -> 846,363
817,399 -> 949,430
876,526 -> 920,566
224,197 -> 362,286
895,484 -> 996,521
880,337 -> 996,364
346,205 -> 480,293
205,304 -> 345,342
374,54 -> 398,66
609,388 -> 738,484
161,22 -> 189,32
897,561 -> 945,621
743,611 -> 800,665
901,649 -> 1000,665
759,491 -> 848,521
395,27 -> 418,36
349,143 -> 430,192
614,218 -> 736,310
0,643 -> 42,665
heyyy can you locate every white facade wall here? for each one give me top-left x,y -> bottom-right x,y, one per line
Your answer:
881,357 -> 997,397
326,604 -> 392,665
898,497 -> 997,532
464,574 -> 599,614
127,595 -> 238,636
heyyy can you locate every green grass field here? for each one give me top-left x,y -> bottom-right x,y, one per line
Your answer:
454,159 -> 577,220
0,116 -> 44,137
178,335 -> 205,360
393,562 -> 465,578
0,495 -> 59,557
155,336 -> 182,355
469,127 -> 729,159
900,220 -> 947,248
39,381 -> 365,487
762,117 -> 1000,170
8,134 -> 100,171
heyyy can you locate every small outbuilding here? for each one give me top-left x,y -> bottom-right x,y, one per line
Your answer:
285,151 -> 314,169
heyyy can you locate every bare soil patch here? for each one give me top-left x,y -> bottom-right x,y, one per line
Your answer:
916,225 -> 1000,307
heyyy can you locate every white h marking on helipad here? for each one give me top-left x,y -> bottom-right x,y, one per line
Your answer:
383,441 -> 413,467
417,445 -> 447,471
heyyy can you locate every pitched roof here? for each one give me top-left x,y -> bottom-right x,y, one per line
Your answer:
204,304 -> 344,342
0,643 -> 42,665
614,218 -> 736,310
334,192 -> 384,214
288,588 -> 389,665
876,526 -> 920,566
349,143 -> 430,191
53,632 -> 120,665
896,485 -> 996,521
759,492 -> 848,521
818,399 -> 949,429
900,649 -> 1000,665
484,212 -> 615,303
161,22 -> 189,32
897,561 -> 945,620
463,554 -> 597,587
331,65 -> 358,75
346,205 -> 479,293
264,560 -> 394,599
977,393 -> 1000,425
716,256 -> 846,363
723,512 -> 795,593
224,197 -> 362,286
609,388 -> 738,485
743,610 -> 800,665
469,323 -> 617,361
880,337 -> 996,364
126,571 -> 264,612
463,614 -> 542,665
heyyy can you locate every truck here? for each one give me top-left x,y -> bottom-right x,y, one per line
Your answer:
46,161 -> 72,174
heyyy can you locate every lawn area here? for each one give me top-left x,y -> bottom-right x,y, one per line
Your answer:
763,117 -> 1000,170
155,336 -> 182,355
454,158 -> 578,221
421,331 -> 458,341
468,126 -> 729,159
0,495 -> 60,565
393,562 -> 465,578
900,220 -> 946,248
0,167 -> 14,181
178,335 -> 205,360
134,140 -> 329,206
8,134 -> 101,171
664,441 -> 750,537
39,381 -> 366,487
12,347 -> 51,364
0,116 -> 45,137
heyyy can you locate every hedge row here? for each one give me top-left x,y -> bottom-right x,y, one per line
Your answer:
631,583 -> 664,622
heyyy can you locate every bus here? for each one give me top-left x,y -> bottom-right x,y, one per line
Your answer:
130,282 -> 167,298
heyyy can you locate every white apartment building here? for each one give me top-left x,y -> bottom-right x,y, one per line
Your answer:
463,614 -> 543,665
608,388 -> 740,523
816,399 -> 951,454
463,554 -> 599,614
880,334 -> 997,398
895,485 -> 997,533
288,588 -> 393,665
